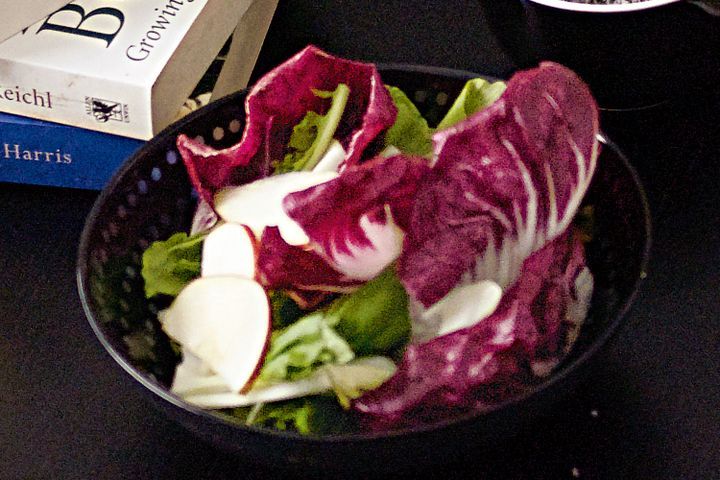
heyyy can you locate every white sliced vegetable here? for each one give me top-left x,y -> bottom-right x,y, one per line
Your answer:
312,139 -> 346,173
171,350 -> 228,396
201,223 -> 256,278
161,275 -> 270,393
214,171 -> 338,246
179,356 -> 397,409
411,280 -> 503,342
182,371 -> 332,409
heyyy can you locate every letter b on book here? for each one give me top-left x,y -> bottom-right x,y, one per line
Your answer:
37,4 -> 125,47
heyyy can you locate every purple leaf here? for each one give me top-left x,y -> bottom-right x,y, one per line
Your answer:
176,45 -> 397,205
256,227 -> 360,296
399,62 -> 600,307
353,230 -> 592,429
284,154 -> 431,281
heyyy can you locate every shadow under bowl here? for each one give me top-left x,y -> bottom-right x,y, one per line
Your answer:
76,65 -> 651,475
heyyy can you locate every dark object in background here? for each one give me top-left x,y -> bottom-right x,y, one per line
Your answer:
76,65 -> 650,476
565,0 -> 653,3
478,0 -> 720,110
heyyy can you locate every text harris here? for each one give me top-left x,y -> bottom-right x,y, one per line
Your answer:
3,143 -> 72,164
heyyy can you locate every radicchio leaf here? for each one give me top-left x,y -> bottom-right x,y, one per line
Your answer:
274,84 -> 351,174
353,230 -> 593,429
283,154 -> 431,281
256,227 -> 360,300
176,45 -> 397,204
399,62 -> 600,308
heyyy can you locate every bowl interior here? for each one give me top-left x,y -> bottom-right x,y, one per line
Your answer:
77,65 -> 651,443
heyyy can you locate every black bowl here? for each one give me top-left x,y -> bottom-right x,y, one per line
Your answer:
478,0 -> 720,110
76,65 -> 651,475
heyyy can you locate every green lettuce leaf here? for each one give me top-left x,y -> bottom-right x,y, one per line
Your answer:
141,232 -> 204,298
273,84 -> 350,174
327,268 -> 411,356
436,78 -> 506,130
258,312 -> 355,382
244,397 -> 315,434
384,86 -> 432,156
230,395 -> 357,435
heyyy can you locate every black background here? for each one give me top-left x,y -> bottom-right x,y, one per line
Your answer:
2,1 -> 719,478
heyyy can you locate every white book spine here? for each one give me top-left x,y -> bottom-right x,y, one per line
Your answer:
0,59 -> 152,139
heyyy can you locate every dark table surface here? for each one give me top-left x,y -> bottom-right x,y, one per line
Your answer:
2,1 -> 719,479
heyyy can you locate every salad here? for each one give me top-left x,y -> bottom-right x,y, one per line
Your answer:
141,46 -> 600,434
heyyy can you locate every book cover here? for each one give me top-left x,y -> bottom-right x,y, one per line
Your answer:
0,111 -> 143,189
0,0 -> 257,140
0,90 -> 218,190
0,1 -> 72,43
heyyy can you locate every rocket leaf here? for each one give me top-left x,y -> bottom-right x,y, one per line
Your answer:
327,267 -> 411,356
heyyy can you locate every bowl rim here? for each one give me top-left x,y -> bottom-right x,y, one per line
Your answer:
527,0 -> 680,13
76,63 -> 652,443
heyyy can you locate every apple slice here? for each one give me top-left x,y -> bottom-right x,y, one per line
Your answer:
160,275 -> 271,393
201,223 -> 257,279
214,170 -> 338,246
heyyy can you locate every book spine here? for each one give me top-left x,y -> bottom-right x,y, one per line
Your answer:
0,114 -> 144,189
0,59 -> 153,140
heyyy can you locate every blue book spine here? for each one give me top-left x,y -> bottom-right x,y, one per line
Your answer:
0,112 -> 144,190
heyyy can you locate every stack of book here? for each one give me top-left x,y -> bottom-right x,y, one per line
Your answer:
0,0 -> 278,189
